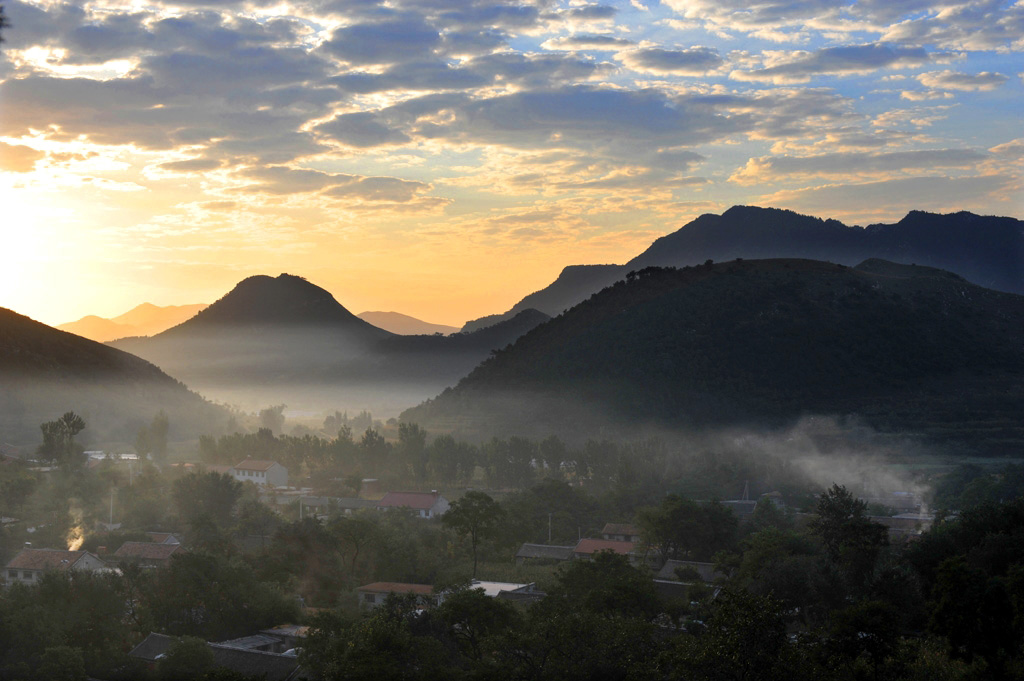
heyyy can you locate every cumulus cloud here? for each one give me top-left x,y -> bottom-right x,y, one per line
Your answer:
618,46 -> 724,75
731,148 -> 988,184
320,17 -> 441,65
543,34 -> 635,50
760,174 -> 1018,221
732,44 -> 936,83
917,70 -> 1009,91
0,141 -> 45,172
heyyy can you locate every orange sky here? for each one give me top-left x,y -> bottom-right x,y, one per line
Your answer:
2,0 -> 1021,327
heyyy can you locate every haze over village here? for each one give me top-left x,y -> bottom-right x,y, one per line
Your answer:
1,1 -> 1024,680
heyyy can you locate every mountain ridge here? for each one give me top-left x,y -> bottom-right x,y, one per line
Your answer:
459,206 -> 1024,331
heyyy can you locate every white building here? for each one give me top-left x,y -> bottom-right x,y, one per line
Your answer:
376,491 -> 450,519
232,459 -> 288,488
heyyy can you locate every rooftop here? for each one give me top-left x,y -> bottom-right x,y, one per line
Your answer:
515,543 -> 576,561
357,582 -> 434,596
5,548 -> 93,571
574,538 -> 635,555
378,491 -> 442,510
470,580 -> 533,597
113,542 -> 184,561
234,459 -> 279,472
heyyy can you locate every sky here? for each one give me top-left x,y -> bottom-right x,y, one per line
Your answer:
1,0 -> 1022,328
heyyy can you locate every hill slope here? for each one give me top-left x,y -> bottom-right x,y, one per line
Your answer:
58,303 -> 207,342
460,207 -> 1024,331
112,275 -> 549,414
358,311 -> 460,335
0,307 -> 230,445
404,259 -> 1024,452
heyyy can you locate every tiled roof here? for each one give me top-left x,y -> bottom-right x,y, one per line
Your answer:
128,633 -> 173,662
5,548 -> 91,571
114,542 -> 184,561
656,560 -> 726,583
574,538 -> 635,555
377,492 -> 440,510
357,582 -> 434,596
145,532 -> 181,544
601,523 -> 639,536
234,459 -> 278,472
515,543 -> 576,560
208,645 -> 299,681
216,634 -> 280,650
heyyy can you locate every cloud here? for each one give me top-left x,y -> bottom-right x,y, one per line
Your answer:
618,46 -> 724,75
320,17 -> 441,65
316,112 -> 413,148
917,70 -> 1009,91
731,148 -> 989,185
543,34 -> 635,50
732,44 -> 935,83
0,141 -> 45,172
760,174 -> 1018,221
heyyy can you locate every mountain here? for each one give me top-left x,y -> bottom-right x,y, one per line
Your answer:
358,311 -> 460,335
461,265 -> 623,332
629,207 -> 1023,294
58,303 -> 207,342
111,275 -> 549,415
0,307 -> 230,445
460,207 -> 1024,331
403,258 -> 1024,453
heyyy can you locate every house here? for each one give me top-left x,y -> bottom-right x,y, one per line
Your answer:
357,582 -> 435,608
377,491 -> 449,518
3,548 -> 110,587
600,523 -> 641,542
113,541 -> 186,567
470,579 -> 539,600
232,459 -> 288,488
145,532 -> 182,545
656,559 -> 728,583
573,538 -> 636,560
128,633 -> 302,680
514,543 -> 575,566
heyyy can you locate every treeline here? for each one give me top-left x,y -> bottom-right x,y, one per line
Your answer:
300,492 -> 1024,681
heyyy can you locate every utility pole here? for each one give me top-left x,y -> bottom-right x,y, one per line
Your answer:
548,513 -> 552,543
110,488 -> 115,525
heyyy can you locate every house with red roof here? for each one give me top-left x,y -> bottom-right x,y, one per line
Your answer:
357,582 -> 436,608
573,538 -> 637,560
3,548 -> 111,587
113,541 -> 187,567
376,491 -> 450,519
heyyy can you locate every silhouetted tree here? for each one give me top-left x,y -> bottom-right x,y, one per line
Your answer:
443,491 -> 504,577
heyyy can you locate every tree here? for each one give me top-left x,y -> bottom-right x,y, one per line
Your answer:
397,423 -> 428,481
443,491 -> 504,577
158,636 -> 215,681
810,483 -> 888,589
36,412 -> 86,464
259,404 -> 286,434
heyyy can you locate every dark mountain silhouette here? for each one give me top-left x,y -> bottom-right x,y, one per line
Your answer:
404,258 -> 1024,453
0,307 -> 230,445
358,311 -> 460,335
111,275 -> 550,414
459,207 -> 1024,331
160,273 -> 389,338
461,265 -> 622,332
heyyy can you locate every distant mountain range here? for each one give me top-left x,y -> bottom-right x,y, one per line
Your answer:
58,303 -> 207,342
407,258 -> 1024,454
0,307 -> 230,445
111,274 -> 550,414
357,311 -> 460,336
460,207 -> 1024,331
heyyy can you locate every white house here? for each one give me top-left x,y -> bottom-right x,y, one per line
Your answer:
376,491 -> 450,518
232,459 -> 288,488
3,548 -> 110,587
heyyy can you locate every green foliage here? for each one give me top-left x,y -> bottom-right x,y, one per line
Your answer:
158,636 -> 215,681
548,551 -> 660,620
36,412 -> 86,465
443,491 -> 505,577
637,495 -> 738,562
